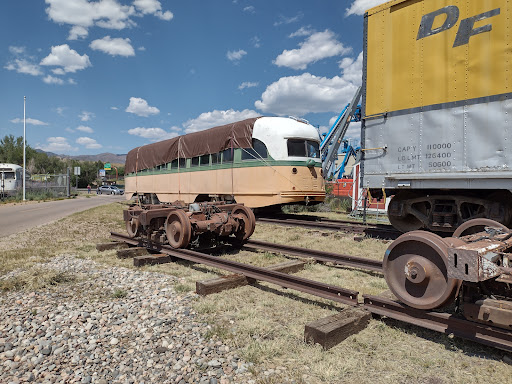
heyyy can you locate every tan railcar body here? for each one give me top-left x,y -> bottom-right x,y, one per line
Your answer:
125,165 -> 324,208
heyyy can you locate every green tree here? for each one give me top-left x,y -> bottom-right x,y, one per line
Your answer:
0,135 -> 24,164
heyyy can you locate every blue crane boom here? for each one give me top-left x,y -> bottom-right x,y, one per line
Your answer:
321,87 -> 362,178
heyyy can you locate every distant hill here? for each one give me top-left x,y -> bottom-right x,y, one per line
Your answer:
36,149 -> 126,165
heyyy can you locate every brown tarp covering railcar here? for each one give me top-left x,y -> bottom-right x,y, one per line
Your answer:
125,117 -> 260,174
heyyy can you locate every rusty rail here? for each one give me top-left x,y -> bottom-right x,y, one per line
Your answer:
243,239 -> 383,273
256,217 -> 401,239
110,232 -> 359,306
363,295 -> 512,353
109,232 -> 512,353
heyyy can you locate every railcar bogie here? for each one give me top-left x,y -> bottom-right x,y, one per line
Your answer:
123,201 -> 255,249
383,219 -> 512,330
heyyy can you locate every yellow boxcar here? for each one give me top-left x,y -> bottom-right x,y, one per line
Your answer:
362,0 -> 512,232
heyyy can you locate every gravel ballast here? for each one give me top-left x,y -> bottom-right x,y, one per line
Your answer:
0,255 -> 258,384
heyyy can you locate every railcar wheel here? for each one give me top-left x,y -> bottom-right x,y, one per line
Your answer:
387,192 -> 429,233
165,210 -> 192,249
383,231 -> 462,310
453,218 -> 510,238
232,205 -> 256,241
126,218 -> 140,238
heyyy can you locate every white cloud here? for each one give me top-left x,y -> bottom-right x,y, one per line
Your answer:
5,46 -> 42,76
45,0 -> 173,35
227,49 -> 247,63
111,106 -> 119,110
9,46 -> 26,55
339,52 -> 363,86
346,0 -> 387,16
127,127 -> 179,141
274,30 -> 351,70
76,125 -> 94,133
43,75 -> 65,85
79,111 -> 95,122
243,6 -> 255,13
52,68 -> 66,75
90,36 -> 135,57
45,0 -> 136,30
40,44 -> 91,73
255,73 -> 358,116
274,13 -> 303,27
36,137 -> 77,153
133,0 -> 174,20
250,36 -> 261,48
183,109 -> 260,134
125,97 -> 160,117
68,25 -> 88,40
238,81 -> 259,90
5,59 -> 43,76
10,118 -> 49,126
289,27 -> 314,38
76,136 -> 102,149
56,107 -> 66,116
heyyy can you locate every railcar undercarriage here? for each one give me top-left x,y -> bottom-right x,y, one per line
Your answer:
123,200 -> 255,249
381,189 -> 512,233
384,218 -> 512,330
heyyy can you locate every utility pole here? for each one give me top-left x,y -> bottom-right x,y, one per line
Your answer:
23,96 -> 26,201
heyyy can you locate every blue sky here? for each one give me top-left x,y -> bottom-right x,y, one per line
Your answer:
0,0 -> 386,155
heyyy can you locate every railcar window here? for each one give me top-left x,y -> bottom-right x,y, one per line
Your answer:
242,139 -> 268,160
3,172 -> 15,179
222,149 -> 233,163
191,157 -> 199,167
306,141 -> 320,158
287,139 -> 307,157
200,154 -> 210,166
211,153 -> 219,165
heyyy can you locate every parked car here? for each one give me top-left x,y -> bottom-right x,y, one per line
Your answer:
97,185 -> 124,195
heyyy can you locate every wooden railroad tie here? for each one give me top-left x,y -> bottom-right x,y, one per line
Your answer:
116,247 -> 149,259
96,241 -> 129,251
133,254 -> 176,267
304,307 -> 371,350
196,260 -> 307,296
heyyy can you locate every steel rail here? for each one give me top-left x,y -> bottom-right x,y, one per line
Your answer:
243,239 -> 383,273
363,295 -> 512,353
110,232 -> 359,306
256,217 -> 401,239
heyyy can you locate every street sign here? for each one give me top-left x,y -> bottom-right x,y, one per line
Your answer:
104,163 -> 111,170
74,166 -> 81,176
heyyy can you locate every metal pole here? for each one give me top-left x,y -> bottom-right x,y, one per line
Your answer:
23,96 -> 26,201
66,167 -> 70,198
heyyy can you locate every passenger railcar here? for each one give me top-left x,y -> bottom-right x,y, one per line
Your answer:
124,116 -> 325,208
362,0 -> 512,233
0,163 -> 23,197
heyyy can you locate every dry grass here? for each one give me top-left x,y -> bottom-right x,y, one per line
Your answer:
0,267 -> 76,291
0,203 -> 510,383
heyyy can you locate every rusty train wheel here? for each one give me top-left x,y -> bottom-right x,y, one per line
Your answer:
165,210 -> 192,249
387,192 -> 428,233
232,205 -> 256,241
453,218 -> 510,238
126,218 -> 140,238
383,231 -> 462,310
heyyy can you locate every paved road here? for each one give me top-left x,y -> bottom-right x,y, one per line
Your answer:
0,194 -> 127,237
